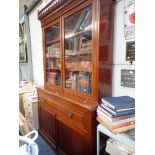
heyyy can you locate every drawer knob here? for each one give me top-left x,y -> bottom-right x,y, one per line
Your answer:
43,99 -> 46,103
67,112 -> 73,118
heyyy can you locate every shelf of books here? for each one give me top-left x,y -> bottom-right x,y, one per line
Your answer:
45,22 -> 61,86
64,5 -> 92,94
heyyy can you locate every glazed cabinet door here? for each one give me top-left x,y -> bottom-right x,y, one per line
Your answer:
39,106 -> 56,147
44,18 -> 62,88
63,3 -> 93,98
57,119 -> 87,155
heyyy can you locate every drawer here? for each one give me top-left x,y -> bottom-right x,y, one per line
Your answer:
58,106 -> 85,128
39,94 -> 85,128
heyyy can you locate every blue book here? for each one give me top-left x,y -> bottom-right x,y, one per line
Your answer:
100,103 -> 135,116
98,105 -> 135,118
101,96 -> 135,110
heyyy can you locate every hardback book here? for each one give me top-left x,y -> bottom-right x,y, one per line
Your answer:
106,138 -> 135,155
97,117 -> 135,133
97,115 -> 135,130
78,72 -> 91,93
101,96 -> 135,110
100,103 -> 135,115
98,105 -> 135,118
97,112 -> 135,126
97,108 -> 135,122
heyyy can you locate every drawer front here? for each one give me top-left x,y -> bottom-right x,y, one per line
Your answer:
58,105 -> 85,128
38,93 -> 85,128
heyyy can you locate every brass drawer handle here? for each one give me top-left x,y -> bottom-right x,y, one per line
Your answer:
67,112 -> 73,118
43,99 -> 46,103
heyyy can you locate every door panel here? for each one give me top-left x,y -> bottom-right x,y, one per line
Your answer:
57,119 -> 87,155
39,106 -> 56,144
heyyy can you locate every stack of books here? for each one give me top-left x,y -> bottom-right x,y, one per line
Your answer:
97,96 -> 135,133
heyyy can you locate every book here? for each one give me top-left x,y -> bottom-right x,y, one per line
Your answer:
101,96 -> 135,110
97,108 -> 135,122
97,112 -> 135,126
78,72 -> 91,94
97,117 -> 135,133
106,138 -> 135,155
98,105 -> 135,118
97,114 -> 135,129
100,103 -> 135,115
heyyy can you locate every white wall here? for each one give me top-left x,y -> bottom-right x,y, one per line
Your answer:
29,2 -> 44,86
112,0 -> 135,97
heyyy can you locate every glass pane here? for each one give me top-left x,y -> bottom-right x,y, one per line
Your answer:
45,23 -> 61,85
64,5 -> 92,94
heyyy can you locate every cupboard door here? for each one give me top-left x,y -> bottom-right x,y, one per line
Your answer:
63,5 -> 93,95
57,119 -> 87,155
44,21 -> 61,86
39,106 -> 56,145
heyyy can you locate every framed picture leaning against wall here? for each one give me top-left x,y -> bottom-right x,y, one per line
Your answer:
19,41 -> 27,63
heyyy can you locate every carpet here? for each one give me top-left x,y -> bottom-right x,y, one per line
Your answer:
36,135 -> 56,155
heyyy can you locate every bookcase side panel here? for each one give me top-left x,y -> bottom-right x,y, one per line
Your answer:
98,0 -> 115,99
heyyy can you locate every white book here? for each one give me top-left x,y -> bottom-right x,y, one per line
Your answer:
106,138 -> 135,155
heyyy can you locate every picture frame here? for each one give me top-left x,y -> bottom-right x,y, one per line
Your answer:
19,41 -> 27,63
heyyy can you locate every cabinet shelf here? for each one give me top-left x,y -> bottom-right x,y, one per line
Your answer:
65,69 -> 91,73
46,56 -> 61,60
47,68 -> 61,70
65,51 -> 92,57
